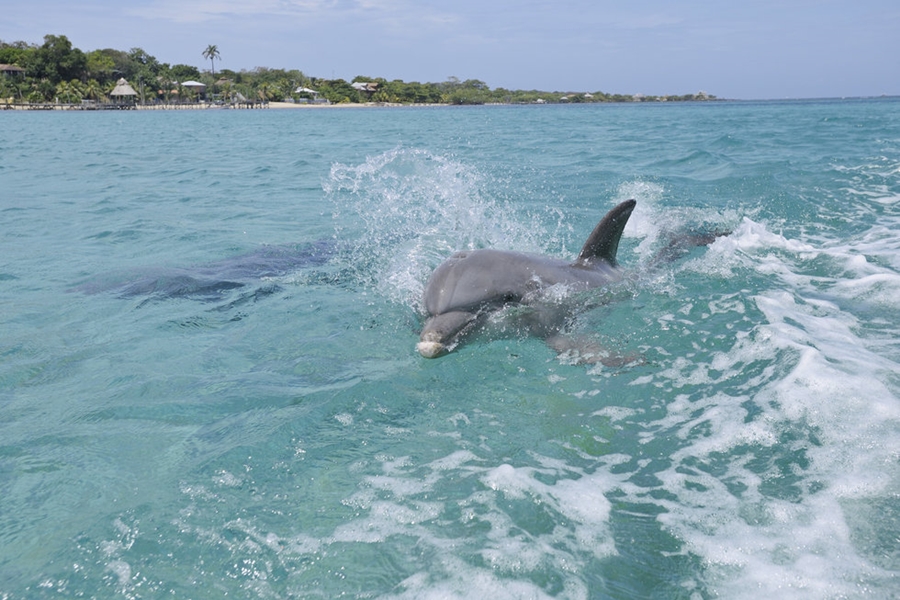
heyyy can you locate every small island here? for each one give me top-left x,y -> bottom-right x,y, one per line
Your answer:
1,35 -> 717,109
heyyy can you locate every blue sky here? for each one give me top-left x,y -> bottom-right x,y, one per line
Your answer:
3,0 -> 899,99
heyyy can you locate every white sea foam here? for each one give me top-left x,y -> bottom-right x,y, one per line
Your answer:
385,561 -> 580,600
637,214 -> 900,597
105,560 -> 132,588
171,445 -> 618,598
617,180 -> 666,258
620,183 -> 744,269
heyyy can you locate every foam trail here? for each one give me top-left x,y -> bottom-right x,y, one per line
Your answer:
642,215 -> 900,597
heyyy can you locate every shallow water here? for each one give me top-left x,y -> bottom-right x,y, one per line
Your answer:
1,100 -> 899,598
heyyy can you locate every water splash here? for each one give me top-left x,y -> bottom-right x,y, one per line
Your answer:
325,148 -> 567,310
325,153 -> 738,325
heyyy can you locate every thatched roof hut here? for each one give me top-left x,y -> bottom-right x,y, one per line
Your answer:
110,78 -> 138,97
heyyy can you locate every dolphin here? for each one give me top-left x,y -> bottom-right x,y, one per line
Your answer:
417,199 -> 637,360
74,240 -> 337,302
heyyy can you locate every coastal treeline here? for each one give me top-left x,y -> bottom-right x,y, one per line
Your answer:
0,35 -> 716,105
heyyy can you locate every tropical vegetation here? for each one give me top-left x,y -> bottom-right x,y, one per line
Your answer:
201,44 -> 220,77
0,34 -> 717,106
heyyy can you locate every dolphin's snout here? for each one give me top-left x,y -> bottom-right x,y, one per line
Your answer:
416,340 -> 446,358
417,329 -> 448,358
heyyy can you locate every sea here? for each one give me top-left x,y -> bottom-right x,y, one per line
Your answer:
1,99 -> 899,599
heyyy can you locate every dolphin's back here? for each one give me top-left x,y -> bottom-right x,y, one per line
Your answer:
423,249 -> 619,316
424,200 -> 636,317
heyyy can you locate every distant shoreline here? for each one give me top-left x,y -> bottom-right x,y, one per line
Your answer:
3,96 -> 897,112
265,101 -> 424,109
0,100 -> 447,111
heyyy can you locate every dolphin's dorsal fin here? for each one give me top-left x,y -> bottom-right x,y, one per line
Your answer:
576,199 -> 636,265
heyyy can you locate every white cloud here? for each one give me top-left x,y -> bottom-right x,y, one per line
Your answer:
127,0 -> 348,24
126,0 -> 457,27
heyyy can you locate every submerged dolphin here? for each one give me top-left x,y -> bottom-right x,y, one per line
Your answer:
417,199 -> 637,360
74,240 -> 337,303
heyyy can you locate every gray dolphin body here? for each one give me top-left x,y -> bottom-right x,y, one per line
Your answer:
417,199 -> 637,359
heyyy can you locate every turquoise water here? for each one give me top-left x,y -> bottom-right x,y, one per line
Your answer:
1,100 -> 899,598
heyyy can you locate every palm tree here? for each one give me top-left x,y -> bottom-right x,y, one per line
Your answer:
219,79 -> 233,103
157,68 -> 175,104
202,45 -> 221,77
257,82 -> 274,102
82,79 -> 105,103
55,80 -> 83,104
182,86 -> 197,103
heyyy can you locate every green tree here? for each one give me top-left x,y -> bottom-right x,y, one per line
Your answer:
256,81 -> 275,102
313,78 -> 357,104
439,77 -> 491,104
121,48 -> 162,104
170,63 -> 201,82
129,48 -> 157,68
157,65 -> 176,103
86,50 -> 116,83
0,77 -> 14,103
89,48 -> 138,82
26,87 -> 45,103
0,40 -> 34,68
202,45 -> 220,76
55,79 -> 83,103
272,79 -> 293,101
181,85 -> 197,103
82,79 -> 105,102
24,35 -> 87,84
219,79 -> 233,102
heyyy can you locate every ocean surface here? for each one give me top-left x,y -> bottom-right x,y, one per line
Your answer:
1,99 -> 899,599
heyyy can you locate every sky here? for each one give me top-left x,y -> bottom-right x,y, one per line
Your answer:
3,0 -> 899,99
